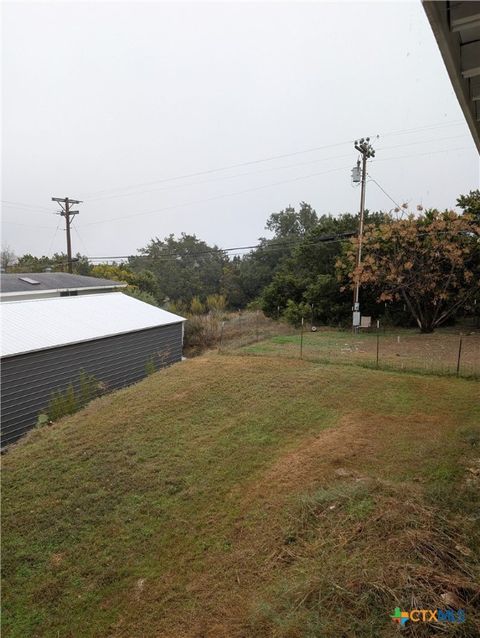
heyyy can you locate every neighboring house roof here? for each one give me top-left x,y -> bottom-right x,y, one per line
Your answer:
0,272 -> 127,296
0,293 -> 186,358
422,1 -> 480,153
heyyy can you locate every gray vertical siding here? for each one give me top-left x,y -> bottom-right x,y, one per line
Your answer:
1,322 -> 183,446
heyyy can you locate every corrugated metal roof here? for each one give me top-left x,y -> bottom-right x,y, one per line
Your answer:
0,293 -> 185,358
1,272 -> 126,293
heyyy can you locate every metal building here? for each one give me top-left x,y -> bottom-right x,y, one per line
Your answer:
0,272 -> 127,302
1,293 -> 185,446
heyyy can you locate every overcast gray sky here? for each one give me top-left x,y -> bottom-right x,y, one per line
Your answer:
2,0 -> 479,260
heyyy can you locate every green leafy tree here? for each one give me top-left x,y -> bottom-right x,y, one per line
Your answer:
129,234 -> 227,305
12,252 -> 91,274
283,299 -> 310,327
90,263 -> 159,303
457,189 -> 480,222
260,210 -> 389,324
265,202 -> 318,238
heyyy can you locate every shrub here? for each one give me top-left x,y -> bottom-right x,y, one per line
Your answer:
206,294 -> 227,314
145,356 -> 156,376
283,300 -> 310,327
47,372 -> 100,422
184,314 -> 219,353
78,369 -> 99,407
190,296 -> 204,315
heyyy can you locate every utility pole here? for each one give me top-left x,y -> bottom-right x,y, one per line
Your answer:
352,138 -> 375,331
51,197 -> 82,273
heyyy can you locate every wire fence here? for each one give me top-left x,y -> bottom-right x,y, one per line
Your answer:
217,315 -> 480,379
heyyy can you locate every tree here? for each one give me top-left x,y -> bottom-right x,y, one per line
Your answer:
11,252 -> 91,274
129,234 -> 227,305
90,263 -> 159,304
260,210 -> 389,324
457,190 -> 480,222
337,210 -> 480,333
265,202 -> 318,238
0,246 -> 17,272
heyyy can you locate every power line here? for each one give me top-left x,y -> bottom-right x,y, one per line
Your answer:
376,133 -> 467,153
46,221 -> 62,255
81,119 -> 465,201
2,219 -> 57,230
1,200 -> 53,214
366,175 -> 404,212
372,145 -> 472,163
83,133 -> 471,205
82,164 -> 353,228
377,119 -> 464,138
84,232 -> 357,263
85,151 -> 357,203
81,139 -> 353,200
82,141 -> 472,230
70,220 -> 89,255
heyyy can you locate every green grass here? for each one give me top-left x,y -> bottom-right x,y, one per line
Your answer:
2,354 -> 480,637
241,327 -> 480,378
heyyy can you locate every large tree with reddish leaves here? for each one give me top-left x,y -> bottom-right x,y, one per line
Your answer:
337,210 -> 480,332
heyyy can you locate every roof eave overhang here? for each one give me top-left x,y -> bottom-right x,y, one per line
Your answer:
422,1 -> 480,154
0,284 -> 127,299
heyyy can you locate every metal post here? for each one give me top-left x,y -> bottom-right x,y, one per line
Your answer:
256,310 -> 259,342
376,329 -> 380,369
219,321 -> 225,353
456,336 -> 463,377
300,317 -> 304,359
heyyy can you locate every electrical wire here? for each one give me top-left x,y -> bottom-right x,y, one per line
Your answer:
376,133 -> 467,153
372,145 -> 473,164
1,200 -> 54,214
46,221 -> 62,255
366,175 -> 404,213
70,220 -> 89,255
80,119 -> 466,201
81,140 -> 353,200
80,232 -> 356,263
83,133 -> 470,204
85,151 -> 357,203
81,164 -> 353,228
2,219 -> 58,230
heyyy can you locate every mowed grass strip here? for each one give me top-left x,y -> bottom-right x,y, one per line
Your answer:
241,328 -> 480,377
2,355 -> 479,637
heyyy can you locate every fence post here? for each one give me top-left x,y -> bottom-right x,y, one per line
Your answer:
376,321 -> 380,369
300,317 -> 304,359
256,310 -> 259,342
456,335 -> 463,377
219,321 -> 225,353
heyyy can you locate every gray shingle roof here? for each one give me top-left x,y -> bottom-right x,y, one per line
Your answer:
1,272 -> 126,293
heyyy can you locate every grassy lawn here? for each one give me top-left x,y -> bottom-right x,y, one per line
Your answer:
241,328 -> 480,378
2,354 -> 480,637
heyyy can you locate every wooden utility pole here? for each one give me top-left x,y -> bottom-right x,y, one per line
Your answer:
52,197 -> 82,273
352,138 -> 375,332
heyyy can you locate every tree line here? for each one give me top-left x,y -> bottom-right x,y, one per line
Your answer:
2,190 -> 479,333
